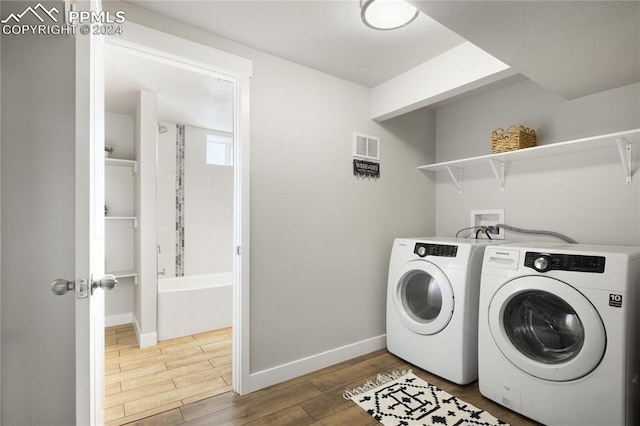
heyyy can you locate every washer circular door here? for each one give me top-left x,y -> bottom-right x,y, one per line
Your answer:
392,260 -> 455,335
488,276 -> 606,382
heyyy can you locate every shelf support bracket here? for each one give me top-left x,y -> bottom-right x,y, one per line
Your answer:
616,137 -> 632,184
489,159 -> 505,192
445,165 -> 463,194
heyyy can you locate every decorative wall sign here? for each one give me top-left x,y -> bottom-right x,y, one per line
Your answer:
354,159 -> 380,178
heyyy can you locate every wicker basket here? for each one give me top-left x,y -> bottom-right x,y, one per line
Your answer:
491,126 -> 536,154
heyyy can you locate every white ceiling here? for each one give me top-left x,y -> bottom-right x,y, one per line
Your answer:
412,1 -> 640,100
125,0 -> 467,88
107,1 -> 639,127
105,45 -> 234,131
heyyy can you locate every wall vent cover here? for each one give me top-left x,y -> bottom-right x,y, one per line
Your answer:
353,132 -> 380,160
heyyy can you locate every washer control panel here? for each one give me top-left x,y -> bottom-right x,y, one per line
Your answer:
524,251 -> 605,273
414,243 -> 458,258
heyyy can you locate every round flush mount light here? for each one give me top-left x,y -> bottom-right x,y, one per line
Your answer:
361,0 -> 420,31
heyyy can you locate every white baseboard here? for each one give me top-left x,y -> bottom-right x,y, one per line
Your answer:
105,313 -> 133,327
249,334 -> 386,393
133,315 -> 158,348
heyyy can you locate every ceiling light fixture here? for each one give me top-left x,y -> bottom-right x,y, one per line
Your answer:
361,0 -> 420,31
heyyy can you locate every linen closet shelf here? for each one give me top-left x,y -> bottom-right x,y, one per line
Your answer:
105,157 -> 139,284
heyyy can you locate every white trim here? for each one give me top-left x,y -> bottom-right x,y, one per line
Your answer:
249,334 -> 387,393
106,22 -> 252,394
76,1 -> 106,422
133,315 -> 158,348
233,58 -> 252,396
108,22 -> 252,80
105,313 -> 133,327
75,15 -> 93,425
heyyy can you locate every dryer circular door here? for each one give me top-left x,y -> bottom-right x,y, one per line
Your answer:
488,276 -> 606,382
392,260 -> 455,335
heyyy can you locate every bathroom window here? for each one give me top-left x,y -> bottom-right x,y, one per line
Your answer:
206,133 -> 233,166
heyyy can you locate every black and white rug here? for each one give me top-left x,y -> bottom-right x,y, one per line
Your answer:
344,370 -> 509,426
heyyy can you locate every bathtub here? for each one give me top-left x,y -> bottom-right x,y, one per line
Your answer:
157,272 -> 233,341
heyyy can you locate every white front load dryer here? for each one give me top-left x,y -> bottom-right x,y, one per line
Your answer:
386,237 -> 494,385
479,243 -> 640,426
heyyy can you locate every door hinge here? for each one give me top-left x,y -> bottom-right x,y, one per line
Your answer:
236,245 -> 241,256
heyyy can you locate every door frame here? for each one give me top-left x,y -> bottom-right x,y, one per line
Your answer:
76,0 -> 107,423
105,23 -> 253,394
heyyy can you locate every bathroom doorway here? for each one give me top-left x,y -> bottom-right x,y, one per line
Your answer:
101,24 -> 251,423
156,122 -> 235,341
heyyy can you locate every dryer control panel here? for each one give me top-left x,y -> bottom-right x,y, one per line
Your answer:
524,251 -> 605,273
414,243 -> 457,258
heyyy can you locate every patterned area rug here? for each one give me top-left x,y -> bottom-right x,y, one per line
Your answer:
344,370 -> 509,426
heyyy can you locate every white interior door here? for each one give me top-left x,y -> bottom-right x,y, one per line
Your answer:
75,0 -> 106,423
1,0 -> 106,423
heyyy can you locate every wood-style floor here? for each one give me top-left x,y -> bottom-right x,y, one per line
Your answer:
106,327 -> 538,426
105,324 -> 233,425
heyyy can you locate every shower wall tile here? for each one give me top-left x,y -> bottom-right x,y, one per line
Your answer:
175,124 -> 186,277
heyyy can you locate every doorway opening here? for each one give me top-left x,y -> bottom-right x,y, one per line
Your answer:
101,24 -> 251,423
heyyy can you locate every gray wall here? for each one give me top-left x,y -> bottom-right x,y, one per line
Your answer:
1,2 -> 76,423
434,80 -> 640,246
109,1 -> 436,373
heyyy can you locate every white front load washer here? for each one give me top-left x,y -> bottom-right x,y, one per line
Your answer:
479,242 -> 640,426
387,237 -> 494,385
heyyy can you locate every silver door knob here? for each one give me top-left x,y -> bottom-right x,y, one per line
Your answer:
51,278 -> 74,295
92,274 -> 117,291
